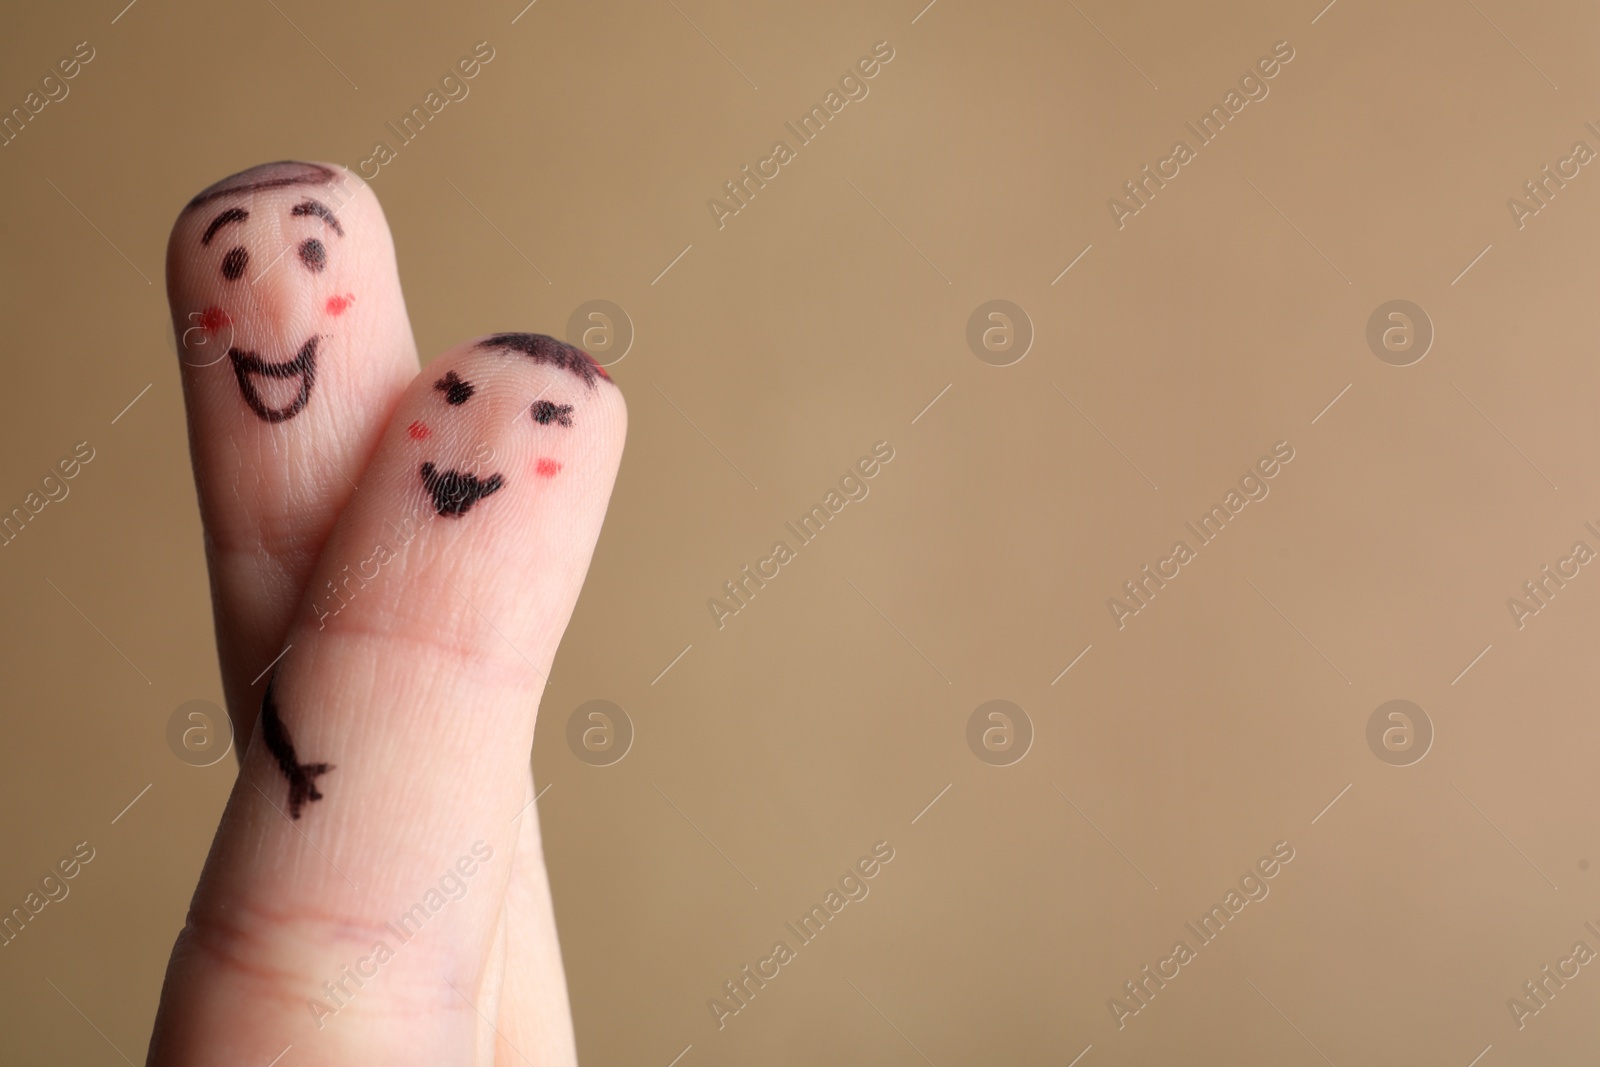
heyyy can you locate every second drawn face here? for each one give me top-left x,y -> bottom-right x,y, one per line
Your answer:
411,335 -> 605,518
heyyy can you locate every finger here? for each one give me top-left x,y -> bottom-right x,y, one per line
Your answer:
492,772 -> 578,1064
168,160 -> 419,742
148,335 -> 624,1065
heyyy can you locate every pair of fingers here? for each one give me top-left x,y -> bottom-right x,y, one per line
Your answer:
148,161 -> 625,1065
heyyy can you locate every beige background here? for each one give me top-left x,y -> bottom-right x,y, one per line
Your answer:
3,0 -> 1599,1063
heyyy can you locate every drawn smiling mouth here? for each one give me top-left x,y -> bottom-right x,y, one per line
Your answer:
420,462 -> 505,517
228,337 -> 318,422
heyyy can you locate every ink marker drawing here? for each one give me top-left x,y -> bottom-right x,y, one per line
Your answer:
185,160 -> 341,210
476,333 -> 613,388
298,237 -> 327,272
530,400 -> 574,426
220,247 -> 248,280
229,338 -> 318,423
201,207 -> 248,245
260,674 -> 334,819
290,198 -> 344,236
420,462 -> 504,517
189,168 -> 348,423
434,371 -> 475,405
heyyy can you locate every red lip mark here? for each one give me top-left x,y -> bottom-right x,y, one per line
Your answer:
536,457 -> 562,477
326,294 -> 354,316
407,420 -> 430,440
199,305 -> 230,332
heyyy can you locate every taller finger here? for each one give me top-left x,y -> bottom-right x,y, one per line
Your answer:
167,161 -> 420,739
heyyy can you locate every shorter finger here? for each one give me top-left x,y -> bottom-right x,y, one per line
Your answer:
149,334 -> 624,1065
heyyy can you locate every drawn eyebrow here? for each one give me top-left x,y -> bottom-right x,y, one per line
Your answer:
291,199 -> 344,237
434,370 -> 475,405
201,207 -> 249,246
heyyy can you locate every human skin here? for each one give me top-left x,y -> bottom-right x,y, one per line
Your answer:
147,160 -> 625,1065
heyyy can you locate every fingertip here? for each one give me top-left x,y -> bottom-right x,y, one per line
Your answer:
167,160 -> 380,292
394,334 -> 626,523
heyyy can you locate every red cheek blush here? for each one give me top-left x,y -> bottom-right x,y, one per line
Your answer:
407,420 -> 430,440
326,294 -> 354,316
199,305 -> 230,332
536,457 -> 562,477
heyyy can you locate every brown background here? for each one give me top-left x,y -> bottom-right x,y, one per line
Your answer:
3,0 -> 1599,1063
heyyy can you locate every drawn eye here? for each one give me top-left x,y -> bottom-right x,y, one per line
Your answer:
221,247 -> 249,281
530,400 -> 574,427
298,237 -> 327,272
433,371 -> 475,405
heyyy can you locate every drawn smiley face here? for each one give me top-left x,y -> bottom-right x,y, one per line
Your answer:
187,164 -> 355,423
411,334 -> 609,518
